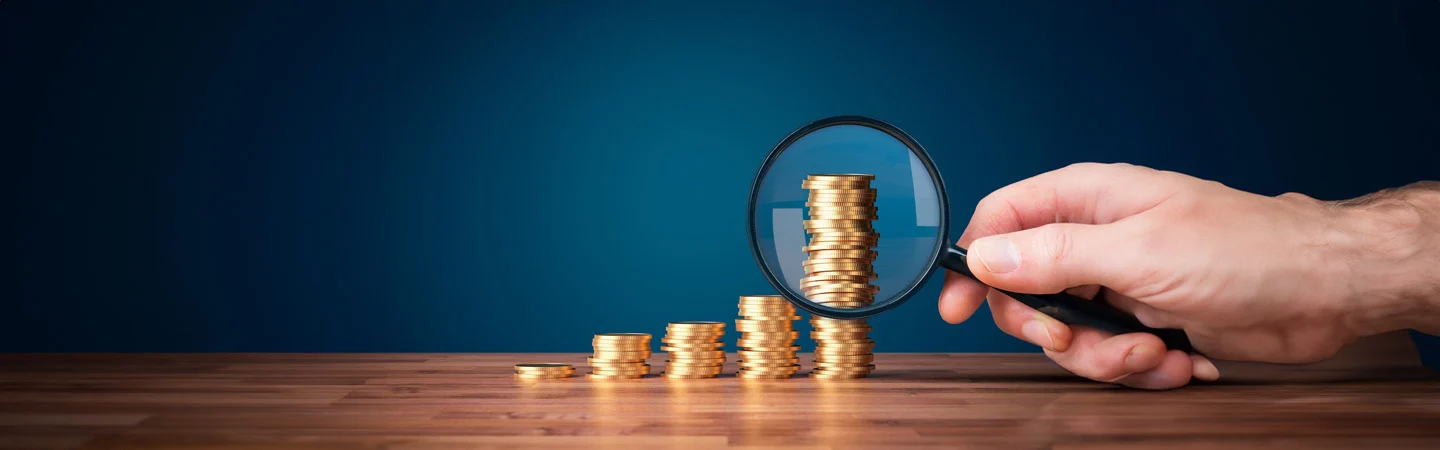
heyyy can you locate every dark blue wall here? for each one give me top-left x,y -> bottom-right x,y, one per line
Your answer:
5,1 -> 1437,355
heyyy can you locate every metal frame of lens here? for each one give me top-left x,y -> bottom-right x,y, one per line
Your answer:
747,116 -> 950,320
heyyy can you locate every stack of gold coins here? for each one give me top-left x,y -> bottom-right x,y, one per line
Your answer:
800,174 -> 879,307
589,333 -> 651,379
735,295 -> 800,379
661,321 -> 727,379
513,363 -> 575,379
801,174 -> 879,379
810,317 -> 876,378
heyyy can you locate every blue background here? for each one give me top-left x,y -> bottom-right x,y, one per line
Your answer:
5,1 -> 1438,357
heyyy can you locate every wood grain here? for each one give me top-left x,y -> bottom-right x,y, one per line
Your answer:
0,348 -> 1436,449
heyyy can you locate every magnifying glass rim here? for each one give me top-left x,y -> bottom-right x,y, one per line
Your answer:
747,115 -> 951,319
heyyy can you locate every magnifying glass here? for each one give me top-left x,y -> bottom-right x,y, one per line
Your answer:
746,115 -> 1195,353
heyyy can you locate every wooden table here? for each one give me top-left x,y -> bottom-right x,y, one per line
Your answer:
1,351 -> 1438,449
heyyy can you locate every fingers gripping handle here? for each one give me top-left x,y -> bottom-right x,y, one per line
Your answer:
940,245 -> 1197,354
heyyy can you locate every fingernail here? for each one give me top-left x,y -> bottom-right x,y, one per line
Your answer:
1021,320 -> 1054,350
1191,355 -> 1220,381
973,237 -> 1020,274
1124,345 -> 1158,373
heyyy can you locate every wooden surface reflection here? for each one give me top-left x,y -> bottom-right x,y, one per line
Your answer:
0,349 -> 1436,449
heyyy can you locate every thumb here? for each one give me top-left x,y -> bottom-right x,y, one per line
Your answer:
966,222 -> 1137,295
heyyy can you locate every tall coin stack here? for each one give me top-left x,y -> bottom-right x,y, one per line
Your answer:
661,321 -> 727,379
589,333 -> 652,379
735,295 -> 801,379
801,174 -> 879,378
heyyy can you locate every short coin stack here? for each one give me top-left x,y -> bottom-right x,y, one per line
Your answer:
735,295 -> 801,379
589,333 -> 652,379
810,317 -> 876,378
661,321 -> 727,379
802,174 -> 879,378
513,363 -> 575,379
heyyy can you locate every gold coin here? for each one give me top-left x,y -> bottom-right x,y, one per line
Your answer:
813,303 -> 871,309
593,332 -> 651,340
588,360 -> 649,368
735,310 -> 799,317
803,240 -> 879,247
665,366 -> 723,372
736,369 -> 800,375
738,295 -> 787,303
810,372 -> 869,379
806,233 -> 879,239
807,204 -> 877,211
736,330 -> 798,339
806,215 -> 879,222
805,249 -> 877,258
738,358 -> 797,365
587,374 -> 643,380
663,350 -> 725,358
514,374 -> 572,380
806,173 -> 875,181
810,323 -> 870,330
515,368 -> 576,375
666,362 -> 725,368
591,368 -> 652,376
801,279 -> 874,288
738,350 -> 797,357
803,263 -> 874,273
802,275 -> 876,284
794,180 -> 869,188
802,257 -> 873,266
663,333 -> 723,340
660,337 -> 724,344
806,290 -> 875,300
801,283 -> 879,293
660,345 -> 724,353
813,364 -> 876,372
738,359 -> 800,366
802,245 -> 873,253
590,351 -> 651,359
814,354 -> 875,363
590,343 -> 651,350
811,330 -> 871,339
812,317 -> 868,324
736,345 -> 799,352
514,363 -> 572,370
812,324 -> 875,333
737,364 -> 800,371
815,361 -> 876,369
808,191 -> 876,199
800,281 -> 877,291
738,366 -> 801,373
735,323 -> 794,333
813,348 -> 875,356
801,180 -> 872,189
737,343 -> 797,350
668,321 -> 725,328
803,226 -> 875,234
805,241 -> 879,249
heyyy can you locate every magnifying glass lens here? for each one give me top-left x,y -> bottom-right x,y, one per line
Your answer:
750,120 -> 946,318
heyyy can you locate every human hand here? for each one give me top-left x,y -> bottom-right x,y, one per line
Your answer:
939,163 -> 1440,389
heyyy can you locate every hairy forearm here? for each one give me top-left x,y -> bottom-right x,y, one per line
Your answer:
1330,182 -> 1440,336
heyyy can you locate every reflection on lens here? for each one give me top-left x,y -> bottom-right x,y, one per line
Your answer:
750,118 -> 946,317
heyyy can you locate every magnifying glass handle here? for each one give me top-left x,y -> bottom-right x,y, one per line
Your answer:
940,245 -> 1197,354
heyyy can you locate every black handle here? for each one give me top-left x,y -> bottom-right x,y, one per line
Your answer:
940,245 -> 1196,354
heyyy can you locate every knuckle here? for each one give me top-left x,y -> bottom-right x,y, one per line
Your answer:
1033,225 -> 1074,266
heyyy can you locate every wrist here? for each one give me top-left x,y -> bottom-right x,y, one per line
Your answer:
1330,183 -> 1440,335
